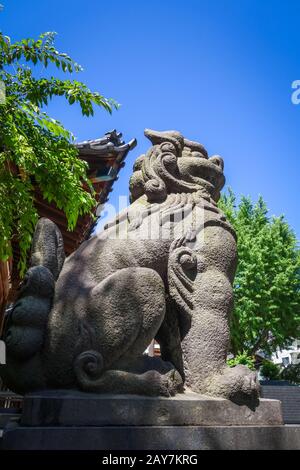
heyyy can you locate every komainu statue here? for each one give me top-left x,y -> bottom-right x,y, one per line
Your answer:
0,129 -> 260,404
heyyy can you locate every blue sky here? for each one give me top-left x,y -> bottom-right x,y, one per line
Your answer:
1,0 -> 300,237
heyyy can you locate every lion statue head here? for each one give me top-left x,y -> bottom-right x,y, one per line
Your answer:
129,129 -> 225,204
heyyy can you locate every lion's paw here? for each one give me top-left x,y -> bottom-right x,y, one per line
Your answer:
162,369 -> 184,397
143,369 -> 183,397
206,365 -> 260,405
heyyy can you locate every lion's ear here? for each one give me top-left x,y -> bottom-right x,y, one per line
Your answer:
129,170 -> 145,203
133,154 -> 146,172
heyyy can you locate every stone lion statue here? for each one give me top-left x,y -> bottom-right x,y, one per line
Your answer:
0,129 -> 259,404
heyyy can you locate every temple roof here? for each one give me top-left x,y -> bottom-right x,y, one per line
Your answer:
34,130 -> 137,252
76,129 -> 136,155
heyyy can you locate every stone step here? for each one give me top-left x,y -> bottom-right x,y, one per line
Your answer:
3,424 -> 300,450
19,390 -> 283,427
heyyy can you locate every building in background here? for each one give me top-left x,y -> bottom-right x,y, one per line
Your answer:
272,340 -> 300,367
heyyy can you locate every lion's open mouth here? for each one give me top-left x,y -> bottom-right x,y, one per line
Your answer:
177,156 -> 225,193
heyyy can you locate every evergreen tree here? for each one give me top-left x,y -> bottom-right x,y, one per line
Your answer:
219,190 -> 300,356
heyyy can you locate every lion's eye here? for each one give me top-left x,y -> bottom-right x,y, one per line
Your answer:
192,151 -> 205,159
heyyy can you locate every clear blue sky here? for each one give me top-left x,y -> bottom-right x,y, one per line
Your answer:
1,0 -> 300,237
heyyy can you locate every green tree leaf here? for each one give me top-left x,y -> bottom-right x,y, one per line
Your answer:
219,190 -> 300,356
0,31 -> 119,276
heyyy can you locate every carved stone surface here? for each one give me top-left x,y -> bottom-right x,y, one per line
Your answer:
20,391 -> 283,427
0,129 -> 260,406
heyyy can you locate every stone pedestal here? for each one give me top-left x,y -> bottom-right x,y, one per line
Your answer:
2,391 -> 300,450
